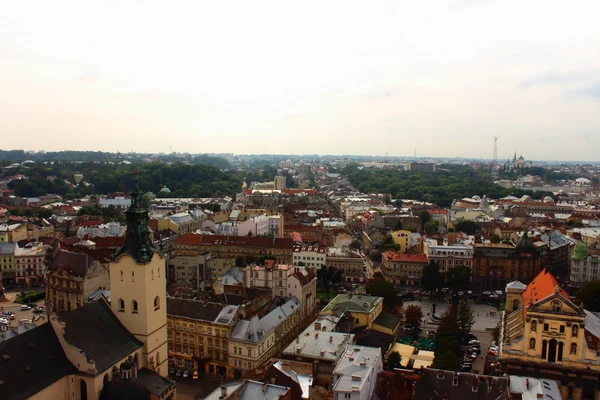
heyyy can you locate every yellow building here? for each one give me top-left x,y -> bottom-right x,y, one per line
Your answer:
501,269 -> 600,400
0,222 -> 27,243
320,293 -> 383,330
392,230 -> 411,254
167,298 -> 239,376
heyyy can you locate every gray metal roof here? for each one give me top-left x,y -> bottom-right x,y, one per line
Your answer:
283,330 -> 354,362
333,345 -> 381,393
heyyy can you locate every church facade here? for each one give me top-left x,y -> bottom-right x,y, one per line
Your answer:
500,269 -> 600,400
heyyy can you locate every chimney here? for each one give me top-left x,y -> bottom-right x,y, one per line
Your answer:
221,386 -> 227,397
537,394 -> 543,399
262,382 -> 268,392
525,379 -> 529,389
315,333 -> 319,339
314,322 -> 321,330
296,336 -> 300,344
329,336 -> 333,343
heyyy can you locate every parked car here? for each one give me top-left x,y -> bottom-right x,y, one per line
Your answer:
193,370 -> 199,380
489,294 -> 499,299
468,340 -> 480,345
0,317 -> 8,325
169,368 -> 175,375
183,370 -> 189,378
20,305 -> 31,311
175,370 -> 182,377
494,290 -> 503,296
482,291 -> 491,296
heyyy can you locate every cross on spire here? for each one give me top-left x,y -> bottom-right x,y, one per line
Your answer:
133,170 -> 141,186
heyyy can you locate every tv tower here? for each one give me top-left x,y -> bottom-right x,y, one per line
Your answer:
492,136 -> 499,180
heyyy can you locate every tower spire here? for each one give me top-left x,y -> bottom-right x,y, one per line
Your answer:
111,173 -> 156,263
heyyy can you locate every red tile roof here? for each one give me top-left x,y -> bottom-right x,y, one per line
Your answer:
382,251 -> 428,263
522,269 -> 569,305
176,234 -> 202,246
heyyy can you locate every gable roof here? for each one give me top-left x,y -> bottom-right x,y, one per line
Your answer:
60,298 -> 143,373
0,323 -> 77,400
522,269 -> 569,306
414,369 -> 510,400
50,249 -> 95,276
166,297 -> 238,325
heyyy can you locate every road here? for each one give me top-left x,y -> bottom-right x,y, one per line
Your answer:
1,290 -> 47,328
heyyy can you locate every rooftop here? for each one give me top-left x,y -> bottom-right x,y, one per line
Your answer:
166,298 -> 239,325
521,269 -> 568,306
333,345 -> 381,393
414,369 -> 510,400
322,293 -> 382,317
282,328 -> 354,362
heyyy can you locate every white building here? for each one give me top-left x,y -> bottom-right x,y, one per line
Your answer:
237,214 -> 282,238
216,222 -> 238,236
243,263 -> 317,321
570,242 -> 600,289
293,244 -> 327,269
332,345 -> 382,400
76,222 -> 124,238
98,196 -> 131,209
425,244 -> 474,273
14,242 -> 47,286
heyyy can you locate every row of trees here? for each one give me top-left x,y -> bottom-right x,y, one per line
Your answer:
340,163 -> 555,207
6,162 -> 243,199
420,262 -> 472,299
432,302 -> 475,371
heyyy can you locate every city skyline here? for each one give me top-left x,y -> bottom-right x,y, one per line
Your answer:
1,0 -> 600,161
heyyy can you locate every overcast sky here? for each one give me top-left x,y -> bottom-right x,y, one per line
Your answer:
1,0 -> 599,160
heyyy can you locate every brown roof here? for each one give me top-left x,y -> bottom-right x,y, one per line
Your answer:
51,249 -> 94,276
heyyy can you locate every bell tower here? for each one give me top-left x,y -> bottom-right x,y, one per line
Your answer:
109,175 -> 168,377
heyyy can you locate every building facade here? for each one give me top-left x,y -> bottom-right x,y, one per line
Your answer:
292,244 -> 327,269
229,297 -> 302,379
14,242 -> 48,287
472,233 -> 546,292
166,298 -> 239,376
391,230 -> 411,254
332,345 -> 382,400
0,242 -> 15,286
569,242 -> 600,290
46,248 -> 110,312
380,251 -> 428,286
426,244 -> 473,273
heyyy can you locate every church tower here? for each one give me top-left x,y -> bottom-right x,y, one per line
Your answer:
109,177 -> 168,377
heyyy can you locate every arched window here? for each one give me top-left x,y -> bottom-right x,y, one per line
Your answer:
151,269 -> 154,280
529,338 -> 536,349
531,320 -> 537,332
132,271 -> 135,282
103,374 -> 109,385
80,380 -> 88,400
572,325 -> 578,337
512,299 -> 520,311
132,300 -> 138,313
156,352 -> 160,365
570,343 -> 577,355
552,300 -> 561,312
118,299 -> 125,311
154,296 -> 160,310
120,270 -> 123,281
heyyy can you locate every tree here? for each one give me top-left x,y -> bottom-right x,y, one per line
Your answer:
454,220 -> 481,235
457,302 -> 475,339
379,235 -> 400,253
405,305 -> 424,339
421,262 -> 443,298
386,351 -> 402,370
365,277 -> 401,309
423,220 -> 439,234
419,210 -> 431,229
576,281 -> 600,312
317,266 -> 343,297
446,266 -> 471,293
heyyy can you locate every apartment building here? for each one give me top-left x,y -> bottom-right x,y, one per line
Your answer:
380,251 -> 428,286
569,242 -> 600,290
321,294 -> 383,331
14,242 -> 47,287
425,244 -> 473,273
243,262 -> 317,321
237,214 -> 284,238
332,345 -> 382,400
167,298 -> 239,377
46,248 -> 109,312
293,244 -> 327,269
229,297 -> 302,379
178,234 -> 295,264
0,242 -> 15,286
327,248 -> 368,283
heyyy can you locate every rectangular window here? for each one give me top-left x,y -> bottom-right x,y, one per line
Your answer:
544,323 -> 549,331
247,349 -> 252,357
560,325 -> 565,333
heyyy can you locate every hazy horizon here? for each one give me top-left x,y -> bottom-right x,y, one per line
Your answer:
2,0 -> 600,161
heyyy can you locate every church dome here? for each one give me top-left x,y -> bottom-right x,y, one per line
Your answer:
159,186 -> 171,193
543,196 -> 554,204
572,242 -> 587,261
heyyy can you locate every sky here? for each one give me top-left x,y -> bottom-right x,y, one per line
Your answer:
1,0 -> 600,161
